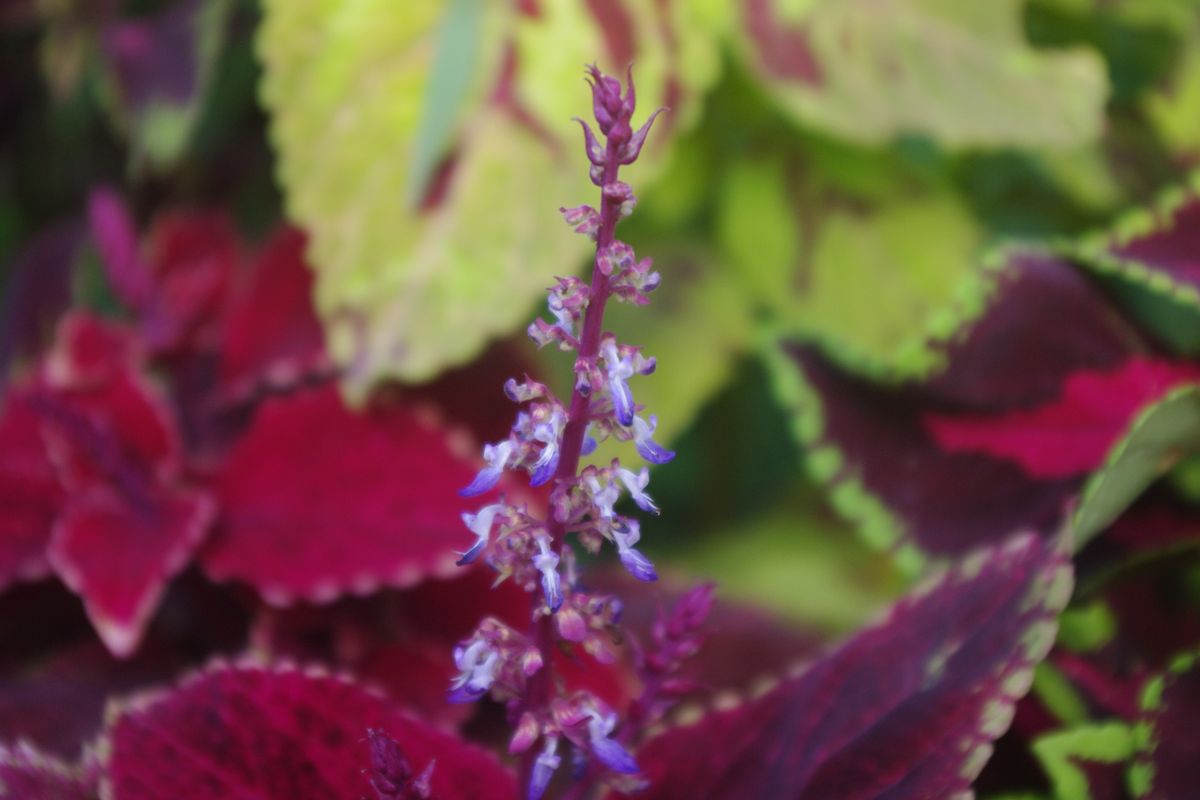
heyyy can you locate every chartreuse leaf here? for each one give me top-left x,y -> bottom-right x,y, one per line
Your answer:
258,0 -> 564,396
1033,662 -> 1091,726
259,0 -> 718,396
632,532 -> 1073,799
681,501 -> 903,633
1031,722 -> 1134,800
1130,649 -> 1200,799
1074,386 -> 1200,544
733,0 -> 1107,148
718,154 -> 983,377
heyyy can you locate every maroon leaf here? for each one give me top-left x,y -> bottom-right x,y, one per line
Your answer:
627,532 -> 1072,799
0,742 -> 97,800
89,191 -> 237,356
50,487 -> 214,657
1107,194 -> 1200,289
773,252 -> 1168,559
0,390 -> 62,590
36,313 -> 214,656
201,385 -> 483,605
1132,650 -> 1200,800
217,226 -> 329,403
103,663 -> 516,799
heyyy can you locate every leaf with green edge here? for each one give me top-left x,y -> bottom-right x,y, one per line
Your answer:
716,152 -> 985,377
623,532 -> 1074,799
1031,722 -> 1134,800
1130,649 -> 1200,799
1073,174 -> 1200,355
1073,386 -> 1200,543
733,0 -> 1108,149
259,0 -> 719,397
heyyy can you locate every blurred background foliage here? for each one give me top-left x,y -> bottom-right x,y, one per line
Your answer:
2,0 -> 1199,637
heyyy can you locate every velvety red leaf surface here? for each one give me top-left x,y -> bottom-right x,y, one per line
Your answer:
1136,653 -> 1200,800
201,385 -> 482,605
35,312 -> 213,656
1109,195 -> 1200,286
217,227 -> 329,403
50,487 -> 214,657
627,533 -> 1072,800
104,663 -> 516,799
0,391 -> 62,590
782,253 -> 1161,557
0,742 -> 96,800
925,359 -> 1200,478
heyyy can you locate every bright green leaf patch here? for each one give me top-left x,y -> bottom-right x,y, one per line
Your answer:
1074,386 -> 1200,544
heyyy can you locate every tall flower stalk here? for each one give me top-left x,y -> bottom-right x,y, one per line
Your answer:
451,66 -> 680,799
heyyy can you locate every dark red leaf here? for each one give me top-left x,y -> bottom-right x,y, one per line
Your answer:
776,252 -> 1163,558
35,313 -> 213,656
50,486 -> 214,657
201,385 -> 483,605
740,0 -> 822,83
627,533 -> 1072,799
0,742 -> 97,800
1108,195 -> 1200,288
217,226 -> 329,403
1132,651 -> 1200,799
103,663 -> 516,799
0,391 -> 62,590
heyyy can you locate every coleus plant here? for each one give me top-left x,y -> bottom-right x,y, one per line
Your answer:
5,24 -> 1200,800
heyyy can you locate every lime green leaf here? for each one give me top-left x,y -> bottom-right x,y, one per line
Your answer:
259,0 -> 719,396
1032,722 -> 1135,800
1074,386 -> 1200,543
734,0 -> 1108,148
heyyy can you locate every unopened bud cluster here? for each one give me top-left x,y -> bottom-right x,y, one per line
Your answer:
449,65 -> 671,799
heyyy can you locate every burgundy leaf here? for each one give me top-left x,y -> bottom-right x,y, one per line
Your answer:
0,742 -> 97,800
773,252 -> 1163,559
1107,193 -> 1200,289
201,385 -> 483,605
925,359 -> 1200,479
103,663 -> 516,799
36,313 -> 214,656
627,532 -> 1072,799
0,390 -> 62,590
1132,651 -> 1200,800
0,217 -> 83,382
50,486 -> 214,657
90,193 -> 237,356
740,0 -> 822,84
217,226 -> 329,403
0,639 -> 182,759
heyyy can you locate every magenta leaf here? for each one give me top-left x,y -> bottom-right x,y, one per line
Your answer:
36,313 -> 214,656
628,532 -> 1073,799
1132,650 -> 1200,799
103,663 -> 516,799
0,390 -> 62,590
217,227 -> 330,403
769,252 -> 1182,562
925,359 -> 1200,479
200,385 -> 484,605
0,742 -> 97,800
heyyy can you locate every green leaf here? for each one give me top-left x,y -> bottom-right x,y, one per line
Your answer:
1032,722 -> 1134,800
1074,386 -> 1200,543
680,500 -> 904,633
259,0 -> 717,395
735,0 -> 1108,148
717,153 -> 984,375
